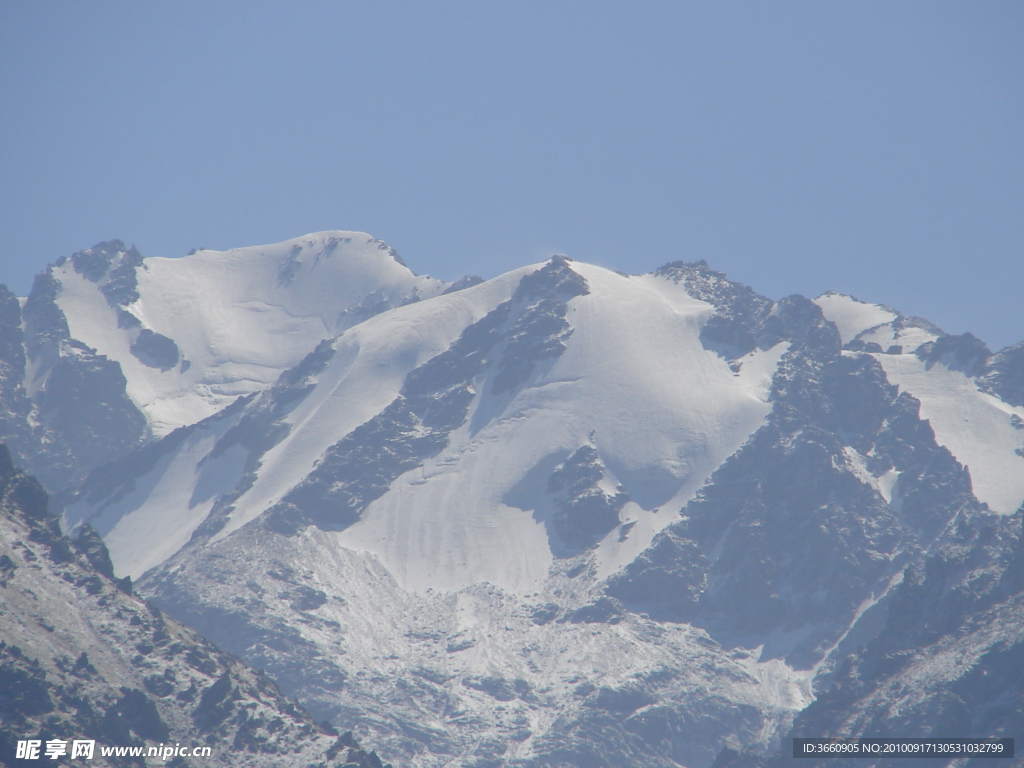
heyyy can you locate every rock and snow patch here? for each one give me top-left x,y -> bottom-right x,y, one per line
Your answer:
842,446 -> 900,505
873,352 -> 1024,515
814,292 -> 898,345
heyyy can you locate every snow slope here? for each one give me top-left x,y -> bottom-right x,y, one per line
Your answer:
332,264 -> 780,594
48,232 -> 445,435
68,261 -> 780,589
215,266 -> 534,545
874,352 -> 1024,515
813,292 -> 897,345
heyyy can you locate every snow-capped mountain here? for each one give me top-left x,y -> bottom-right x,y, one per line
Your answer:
43,233 -> 445,436
64,257 -> 787,585
4,234 -> 1023,767
0,232 -> 445,493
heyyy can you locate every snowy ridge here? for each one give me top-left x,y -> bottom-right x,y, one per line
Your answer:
218,265 -> 535,545
46,232 -> 445,435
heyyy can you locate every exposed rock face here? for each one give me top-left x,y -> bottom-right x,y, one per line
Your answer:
654,260 -> 773,358
4,247 -> 151,492
69,239 -> 145,307
0,285 -> 36,479
546,445 -> 629,554
981,340 -> 1024,407
0,444 -> 390,767
607,295 -> 980,669
761,509 -> 1024,768
915,332 -> 992,377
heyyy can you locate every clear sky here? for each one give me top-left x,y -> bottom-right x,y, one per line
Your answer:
2,2 -> 1022,348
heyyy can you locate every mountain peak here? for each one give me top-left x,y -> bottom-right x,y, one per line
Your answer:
27,232 -> 447,438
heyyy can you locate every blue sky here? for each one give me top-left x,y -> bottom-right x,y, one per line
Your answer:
2,2 -> 1022,348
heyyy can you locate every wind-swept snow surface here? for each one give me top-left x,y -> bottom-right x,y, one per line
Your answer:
47,232 -> 444,435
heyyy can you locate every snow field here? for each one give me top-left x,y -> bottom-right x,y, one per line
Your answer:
51,232 -> 444,435
813,291 -> 897,344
